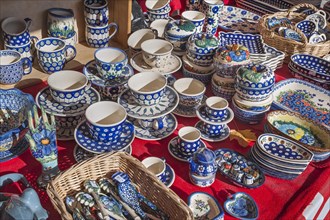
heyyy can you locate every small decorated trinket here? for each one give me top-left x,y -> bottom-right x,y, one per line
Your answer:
244,174 -> 254,185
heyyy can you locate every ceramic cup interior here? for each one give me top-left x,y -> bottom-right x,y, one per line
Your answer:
36,38 -> 65,52
128,72 -> 167,94
141,39 -> 173,56
0,51 -> 21,65
204,0 -> 223,5
1,17 -> 27,34
47,70 -> 88,91
179,126 -> 201,142
128,29 -> 157,49
150,19 -> 168,38
173,78 -> 205,96
141,157 -> 166,176
94,47 -> 127,64
145,0 -> 169,10
182,11 -> 205,21
206,96 -> 228,110
85,101 -> 127,127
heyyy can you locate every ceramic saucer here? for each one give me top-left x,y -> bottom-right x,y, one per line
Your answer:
129,113 -> 177,141
130,52 -> 182,75
118,86 -> 179,119
74,120 -> 135,154
195,121 -> 230,142
196,105 -> 234,125
168,136 -> 207,162
57,126 -> 75,141
73,144 -> 132,163
173,95 -> 207,118
36,87 -> 101,117
0,138 -> 29,162
83,60 -> 134,87
163,163 -> 175,187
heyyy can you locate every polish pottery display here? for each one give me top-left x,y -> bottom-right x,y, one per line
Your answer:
127,28 -> 158,56
85,23 -> 118,48
145,0 -> 171,22
202,0 -> 224,35
215,149 -> 265,188
47,8 -> 75,39
224,192 -> 259,220
182,10 -> 206,33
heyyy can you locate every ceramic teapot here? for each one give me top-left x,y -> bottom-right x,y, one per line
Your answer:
188,147 -> 217,177
0,173 -> 48,220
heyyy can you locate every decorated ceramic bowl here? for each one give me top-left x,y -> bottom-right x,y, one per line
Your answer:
182,54 -> 214,74
235,83 -> 273,102
182,65 -> 214,85
212,73 -> 236,90
211,80 -> 236,100
224,192 -> 259,220
233,93 -> 273,112
186,49 -> 215,66
187,32 -> 219,55
236,64 -> 275,89
232,99 -> 270,124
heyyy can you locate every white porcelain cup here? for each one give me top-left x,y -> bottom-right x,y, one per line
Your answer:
47,70 -> 91,105
142,156 -> 167,182
182,10 -> 206,33
173,78 -> 206,108
128,28 -> 158,53
150,19 -> 169,39
141,39 -> 173,68
178,126 -> 202,156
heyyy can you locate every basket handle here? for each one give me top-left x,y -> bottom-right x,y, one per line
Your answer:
269,23 -> 308,46
287,3 -> 319,15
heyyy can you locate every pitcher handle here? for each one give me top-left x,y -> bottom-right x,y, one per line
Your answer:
65,45 -> 76,62
108,22 -> 118,40
22,57 -> 32,75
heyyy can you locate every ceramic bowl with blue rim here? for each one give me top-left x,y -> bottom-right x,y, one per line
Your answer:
233,93 -> 273,112
182,10 -> 205,33
224,192 -> 259,220
145,0 -> 170,13
295,20 -> 317,38
211,80 -> 236,100
290,54 -> 330,81
235,84 -> 273,102
182,54 -> 215,74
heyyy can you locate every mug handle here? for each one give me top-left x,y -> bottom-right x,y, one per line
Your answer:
152,117 -> 164,130
64,45 -> 77,62
108,22 -> 118,40
151,28 -> 159,38
24,18 -> 32,29
316,10 -> 327,18
22,57 -> 32,75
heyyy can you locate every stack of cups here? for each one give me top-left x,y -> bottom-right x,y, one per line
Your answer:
146,0 -> 171,22
84,0 -> 118,48
201,0 -> 224,35
232,64 -> 275,125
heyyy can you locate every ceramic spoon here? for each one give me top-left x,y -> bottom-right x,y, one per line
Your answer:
65,196 -> 86,220
75,192 -> 99,220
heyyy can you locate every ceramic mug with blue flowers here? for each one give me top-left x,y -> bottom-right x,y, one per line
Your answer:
47,8 -> 75,39
94,47 -> 128,81
178,126 -> 202,156
85,22 -> 118,48
202,0 -> 224,35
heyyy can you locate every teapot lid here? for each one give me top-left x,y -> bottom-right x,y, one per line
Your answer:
165,19 -> 196,38
194,148 -> 216,164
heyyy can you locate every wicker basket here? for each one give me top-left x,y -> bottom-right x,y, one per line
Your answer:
259,3 -> 330,63
47,152 -> 193,220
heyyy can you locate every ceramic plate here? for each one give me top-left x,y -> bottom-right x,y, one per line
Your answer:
36,87 -> 101,117
173,96 -> 207,118
0,138 -> 29,162
130,52 -> 182,75
272,79 -> 330,128
219,6 -> 260,33
118,86 -> 179,119
215,148 -> 265,188
195,121 -> 230,142
129,113 -> 177,141
224,192 -> 259,220
74,120 -> 135,154
196,105 -> 234,125
57,126 -> 75,141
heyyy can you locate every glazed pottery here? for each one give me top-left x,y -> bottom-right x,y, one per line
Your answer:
188,192 -> 224,219
211,80 -> 236,100
205,96 -> 228,119
127,28 -> 158,56
232,99 -> 270,124
85,101 -> 127,142
295,20 -> 318,38
259,44 -> 285,71
47,70 -> 91,105
202,0 -> 224,35
233,93 -> 273,112
195,121 -> 230,142
0,50 -> 32,84
47,8 -> 75,39
141,39 -> 173,68
4,41 -> 35,71
182,64 -> 214,85
197,104 -> 234,125
173,78 -> 206,108
26,106 -> 60,188
142,156 -> 167,182
309,32 -> 327,44
94,47 -> 127,80
305,10 -> 327,29
84,0 -> 109,26
216,148 -> 265,188
224,192 -> 258,220
147,10 -> 171,22
212,73 -> 235,90
145,0 -> 170,13
236,63 -> 275,88
168,136 -> 206,162
186,0 -> 202,11
35,37 -> 76,74
182,10 -> 205,33
127,72 -> 167,106
137,117 -> 165,130
182,54 -> 214,74
85,23 -> 118,48
178,126 -> 202,155
150,19 -> 168,38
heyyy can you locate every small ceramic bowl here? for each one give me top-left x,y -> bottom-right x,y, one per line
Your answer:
232,99 -> 270,125
205,96 -> 228,119
182,65 -> 214,85
141,39 -> 173,68
127,72 -> 167,106
145,0 -> 170,13
211,80 -> 236,100
233,93 -> 273,112
186,32 -> 219,55
173,78 -> 206,108
188,192 -> 225,218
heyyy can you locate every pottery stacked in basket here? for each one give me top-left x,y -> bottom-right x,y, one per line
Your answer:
146,0 -> 171,22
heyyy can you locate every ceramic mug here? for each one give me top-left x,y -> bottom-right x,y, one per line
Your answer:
84,0 -> 109,26
62,31 -> 78,61
138,117 -> 165,130
47,70 -> 91,105
309,33 -> 327,44
0,50 -> 32,84
127,72 -> 167,106
201,122 -> 225,137
173,78 -> 206,108
47,8 -> 75,39
94,47 -> 128,80
182,10 -> 206,33
178,126 -> 201,156
85,23 -> 118,48
35,37 -> 76,74
141,156 -> 167,182
141,39 -> 173,68
127,28 -> 158,56
85,101 -> 127,142
205,96 -> 228,119
202,0 -> 224,35
145,0 -> 170,13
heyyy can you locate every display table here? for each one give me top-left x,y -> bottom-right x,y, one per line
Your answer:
1,64 -> 330,220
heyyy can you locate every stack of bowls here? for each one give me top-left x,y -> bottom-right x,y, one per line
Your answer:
249,133 -> 314,180
288,53 -> 330,90
146,0 -> 171,22
232,64 -> 275,124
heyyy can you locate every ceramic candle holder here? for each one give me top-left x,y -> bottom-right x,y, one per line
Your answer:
85,101 -> 127,142
141,39 -> 173,68
127,72 -> 167,106
128,29 -> 158,57
84,0 -> 109,26
173,78 -> 206,108
178,126 -> 202,156
182,10 -> 206,33
142,156 -> 167,182
94,47 -> 128,80
205,96 -> 228,119
47,70 -> 91,105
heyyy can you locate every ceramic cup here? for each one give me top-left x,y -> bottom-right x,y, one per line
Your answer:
35,37 -> 76,74
84,0 -> 109,26
178,126 -> 202,156
85,101 -> 127,142
145,0 -> 170,13
173,78 -> 206,108
47,70 -> 91,105
205,96 -> 228,119
47,8 -> 75,39
141,39 -> 173,68
182,10 -> 206,33
150,19 -> 169,39
0,50 -> 32,84
127,72 -> 167,106
309,33 -> 327,44
138,117 -> 165,130
85,23 -> 118,48
142,156 -> 167,182
201,122 -> 225,137
128,28 -> 158,57
94,47 -> 128,80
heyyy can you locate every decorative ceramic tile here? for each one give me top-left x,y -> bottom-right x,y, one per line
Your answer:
224,192 -> 259,220
195,121 -> 230,142
196,105 -> 234,125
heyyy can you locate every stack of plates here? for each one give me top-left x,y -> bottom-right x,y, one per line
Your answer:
259,44 -> 285,71
236,0 -> 293,15
249,133 -> 314,180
